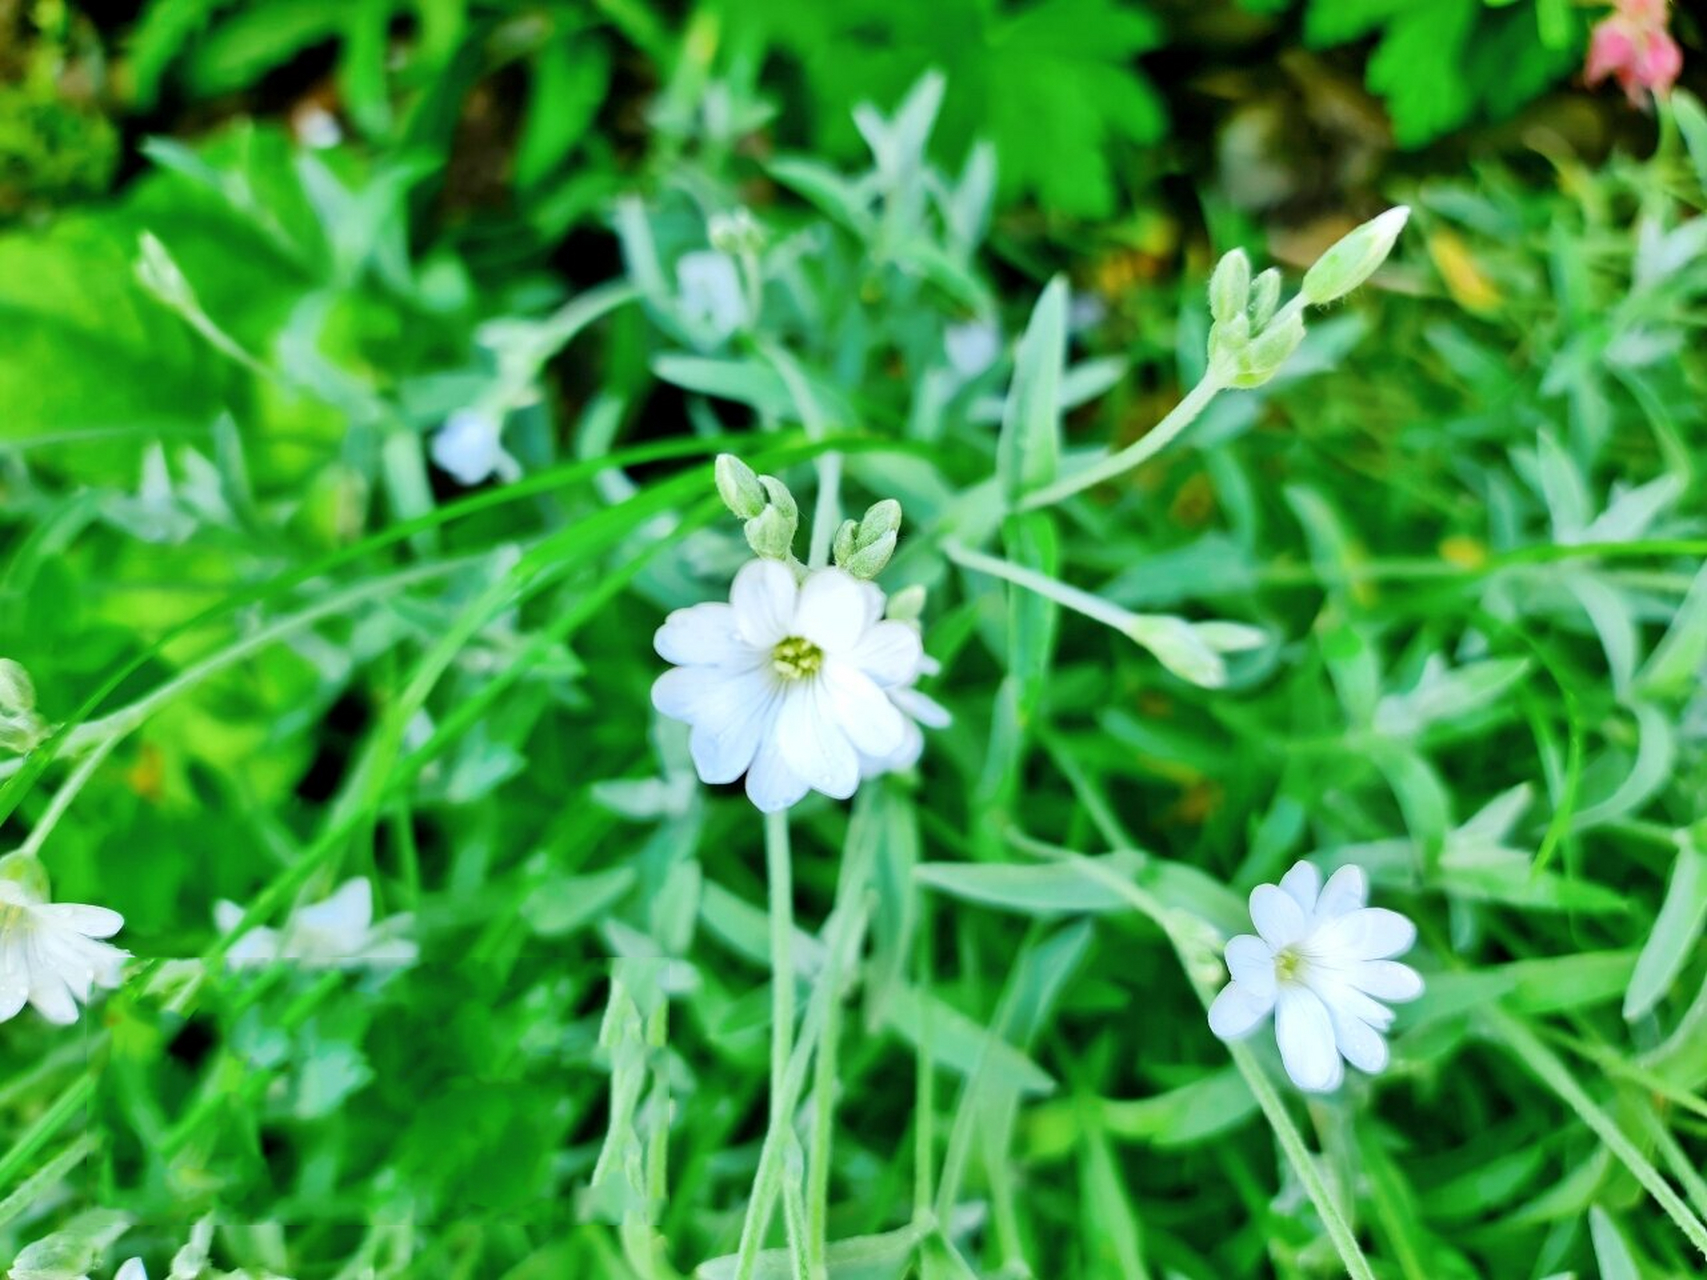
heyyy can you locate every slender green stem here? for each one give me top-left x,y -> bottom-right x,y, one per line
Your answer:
13,734 -> 118,861
733,810 -> 798,1277
1018,371 -> 1228,511
0,1131 -> 98,1231
944,542 -> 1135,635
804,964 -> 843,1278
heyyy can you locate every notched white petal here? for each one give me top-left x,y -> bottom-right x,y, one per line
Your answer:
730,558 -> 799,647
1314,864 -> 1368,920
1208,980 -> 1275,1040
1350,959 -> 1424,1002
794,568 -> 872,652
1248,883 -> 1307,949
1275,986 -> 1342,1092
1224,934 -> 1276,997
1279,861 -> 1322,915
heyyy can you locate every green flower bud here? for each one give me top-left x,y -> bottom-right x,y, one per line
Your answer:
1249,268 -> 1282,330
715,454 -> 766,519
832,518 -> 859,567
0,659 -> 35,716
758,476 -> 797,524
708,208 -> 765,256
744,505 -> 796,561
1207,312 -> 1250,375
886,583 -> 927,622
842,530 -> 897,580
1302,206 -> 1409,306
1125,615 -> 1228,688
855,499 -> 902,547
1229,313 -> 1305,389
1208,249 -> 1251,324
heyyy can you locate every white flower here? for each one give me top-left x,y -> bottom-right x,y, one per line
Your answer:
0,878 -> 128,1025
431,409 -> 520,487
651,559 -> 926,812
214,879 -> 417,971
676,249 -> 748,344
115,1260 -> 147,1280
944,321 -> 1001,381
1208,861 -> 1422,1093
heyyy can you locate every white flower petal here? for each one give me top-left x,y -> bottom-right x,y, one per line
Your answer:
1249,884 -> 1308,949
1312,979 -> 1396,1031
731,559 -> 799,648
1208,980 -> 1275,1040
226,926 -> 282,968
820,660 -> 906,759
1328,1006 -> 1390,1075
295,879 -> 374,942
1275,985 -> 1343,1092
846,620 -> 924,687
1314,864 -> 1368,920
35,902 -> 124,939
860,717 -> 923,778
0,945 -> 28,1021
688,679 -> 780,785
1349,960 -> 1424,1002
655,602 -> 758,668
745,734 -> 810,813
652,663 -> 770,728
794,569 -> 872,653
1279,862 -> 1322,915
28,963 -> 79,1025
891,685 -> 952,730
116,1258 -> 149,1280
1321,908 -> 1416,960
776,683 -> 860,800
1224,934 -> 1276,998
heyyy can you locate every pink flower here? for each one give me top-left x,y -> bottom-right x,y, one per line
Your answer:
1586,0 -> 1683,104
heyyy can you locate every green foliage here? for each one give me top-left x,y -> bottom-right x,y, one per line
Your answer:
2,2 -> 1707,1276
1279,0 -> 1587,145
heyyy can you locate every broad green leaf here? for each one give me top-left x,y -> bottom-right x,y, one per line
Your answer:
915,853 -> 1144,916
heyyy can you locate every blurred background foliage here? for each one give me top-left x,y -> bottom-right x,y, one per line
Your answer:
3,0 -> 1707,1277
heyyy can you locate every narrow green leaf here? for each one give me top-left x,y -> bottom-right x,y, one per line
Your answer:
1625,828 -> 1707,1021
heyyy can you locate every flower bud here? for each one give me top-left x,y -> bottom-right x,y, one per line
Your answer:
886,584 -> 927,622
0,659 -> 36,716
842,530 -> 897,580
832,519 -> 859,567
1229,313 -> 1305,389
1249,268 -> 1282,329
744,505 -> 796,561
135,232 -> 193,307
1208,249 -> 1251,324
1125,615 -> 1228,688
708,208 -> 765,256
758,476 -> 797,524
1207,313 -> 1250,374
0,852 -> 49,901
1302,206 -> 1409,306
855,499 -> 902,547
715,454 -> 766,519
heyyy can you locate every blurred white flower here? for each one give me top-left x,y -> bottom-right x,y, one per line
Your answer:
431,409 -> 520,487
0,876 -> 128,1025
215,878 -> 417,971
651,559 -> 926,811
676,249 -> 747,344
115,1260 -> 147,1280
1208,861 -> 1422,1093
944,321 -> 1000,381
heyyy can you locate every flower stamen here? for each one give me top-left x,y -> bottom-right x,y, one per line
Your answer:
771,636 -> 824,680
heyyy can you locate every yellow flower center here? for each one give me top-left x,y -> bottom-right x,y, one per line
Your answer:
1275,945 -> 1307,983
771,636 -> 824,680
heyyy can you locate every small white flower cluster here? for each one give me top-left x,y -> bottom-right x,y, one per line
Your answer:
650,456 -> 948,812
1209,861 -> 1423,1092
